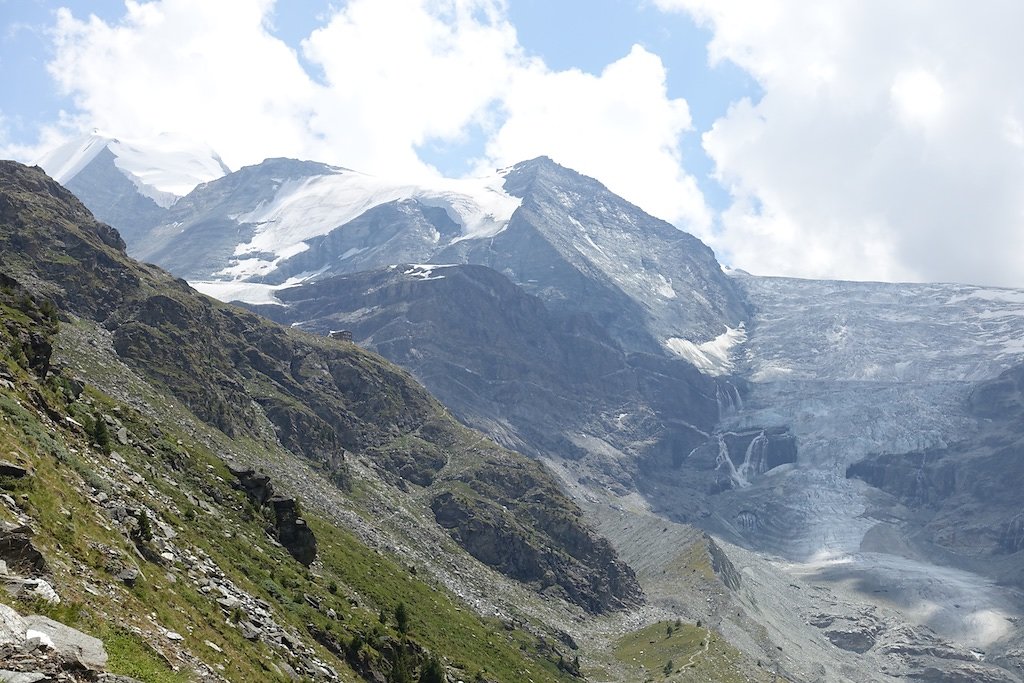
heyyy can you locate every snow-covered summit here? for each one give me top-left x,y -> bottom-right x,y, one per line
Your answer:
220,163 -> 521,279
37,130 -> 230,207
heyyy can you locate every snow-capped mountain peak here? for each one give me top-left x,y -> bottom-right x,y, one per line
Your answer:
36,130 -> 230,207
186,161 -> 522,281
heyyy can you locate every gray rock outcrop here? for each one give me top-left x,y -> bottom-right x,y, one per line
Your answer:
0,603 -> 111,679
229,464 -> 317,565
23,615 -> 108,671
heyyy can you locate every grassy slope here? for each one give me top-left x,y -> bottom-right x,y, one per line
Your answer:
613,621 -> 777,683
0,288 -> 579,682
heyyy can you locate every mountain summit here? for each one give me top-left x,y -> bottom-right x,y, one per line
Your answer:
35,131 -> 231,244
112,153 -> 745,354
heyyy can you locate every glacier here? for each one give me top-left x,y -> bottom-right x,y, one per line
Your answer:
709,273 -> 1024,649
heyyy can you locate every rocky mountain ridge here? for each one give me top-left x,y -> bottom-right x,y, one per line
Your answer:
0,160 -> 653,681
248,263 -> 729,492
114,154 -> 745,355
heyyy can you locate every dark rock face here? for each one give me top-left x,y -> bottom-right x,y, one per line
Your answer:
432,490 -> 641,614
431,452 -> 643,613
0,526 -> 48,575
0,460 -> 31,479
63,146 -> 170,246
269,496 -> 317,566
254,264 -> 724,492
706,535 -> 741,592
228,464 -> 274,506
444,157 -> 748,352
229,464 -> 317,565
0,162 -> 134,322
0,273 -> 58,380
968,362 -> 1024,420
846,449 -> 958,507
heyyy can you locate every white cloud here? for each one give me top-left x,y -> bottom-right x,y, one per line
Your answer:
657,0 -> 1024,287
481,45 -> 712,235
890,69 -> 946,130
300,0 -> 521,179
46,0 -> 320,170
18,0 -> 709,232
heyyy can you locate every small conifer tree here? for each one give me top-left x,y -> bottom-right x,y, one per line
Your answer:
395,601 -> 410,634
419,656 -> 444,683
91,413 -> 111,454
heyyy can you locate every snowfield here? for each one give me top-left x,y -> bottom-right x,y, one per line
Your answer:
37,131 -> 230,206
665,323 -> 746,375
221,168 -> 521,280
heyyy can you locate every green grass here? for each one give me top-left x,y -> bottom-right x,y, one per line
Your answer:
311,518 -> 573,683
0,338 -> 577,682
614,621 -> 775,683
103,629 -> 191,683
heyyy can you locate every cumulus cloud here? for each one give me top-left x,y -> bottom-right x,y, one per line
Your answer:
300,0 -> 521,178
657,0 -> 1024,287
47,0 -> 320,170
481,45 -> 712,235
22,0 -> 709,230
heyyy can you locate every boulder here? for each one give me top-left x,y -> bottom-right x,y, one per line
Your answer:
0,529 -> 47,575
0,461 -> 30,479
0,602 -> 26,647
116,566 -> 140,587
228,464 -> 274,506
3,578 -> 60,604
22,615 -> 108,671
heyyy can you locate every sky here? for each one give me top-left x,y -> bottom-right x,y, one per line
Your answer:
2,0 -> 1023,288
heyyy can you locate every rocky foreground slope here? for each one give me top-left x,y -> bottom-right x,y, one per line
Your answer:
0,160 -> 655,680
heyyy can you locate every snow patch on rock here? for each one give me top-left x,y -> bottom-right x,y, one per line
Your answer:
403,264 -> 455,281
191,281 -> 285,306
665,324 -> 746,375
